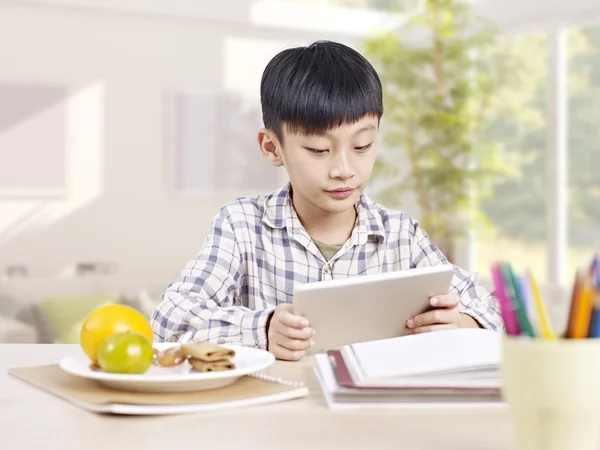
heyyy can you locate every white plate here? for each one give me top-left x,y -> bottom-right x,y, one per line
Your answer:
59,343 -> 275,393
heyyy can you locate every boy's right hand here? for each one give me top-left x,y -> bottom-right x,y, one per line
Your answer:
267,303 -> 315,361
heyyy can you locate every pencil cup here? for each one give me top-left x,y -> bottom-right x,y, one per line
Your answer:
501,337 -> 600,450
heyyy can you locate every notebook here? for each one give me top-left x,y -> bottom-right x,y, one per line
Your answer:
314,353 -> 503,410
313,328 -> 504,410
328,349 -> 500,394
9,364 -> 308,415
340,328 -> 502,389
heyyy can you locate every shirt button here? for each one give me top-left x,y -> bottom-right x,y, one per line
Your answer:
324,264 -> 331,274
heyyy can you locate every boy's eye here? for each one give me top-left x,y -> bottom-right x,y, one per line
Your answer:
355,143 -> 373,152
305,147 -> 329,155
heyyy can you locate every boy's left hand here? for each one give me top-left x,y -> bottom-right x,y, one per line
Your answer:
405,293 -> 481,334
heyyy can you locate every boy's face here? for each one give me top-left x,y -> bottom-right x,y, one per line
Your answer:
259,115 -> 379,216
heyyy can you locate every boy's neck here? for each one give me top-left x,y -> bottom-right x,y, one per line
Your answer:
291,191 -> 357,245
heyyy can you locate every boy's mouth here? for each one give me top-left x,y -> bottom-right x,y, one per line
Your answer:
326,188 -> 354,200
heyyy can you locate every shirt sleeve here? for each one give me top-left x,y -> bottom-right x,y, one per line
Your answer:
151,209 -> 272,348
408,218 -> 505,331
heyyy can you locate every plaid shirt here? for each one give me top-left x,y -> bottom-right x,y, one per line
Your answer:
151,183 -> 503,347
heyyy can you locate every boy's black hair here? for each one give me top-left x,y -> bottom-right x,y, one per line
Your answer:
260,40 -> 383,141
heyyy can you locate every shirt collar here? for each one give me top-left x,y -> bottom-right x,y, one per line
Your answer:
262,182 -> 386,243
261,183 -> 293,230
355,192 -> 387,243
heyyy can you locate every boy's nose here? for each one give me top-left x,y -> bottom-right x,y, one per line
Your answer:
330,155 -> 355,180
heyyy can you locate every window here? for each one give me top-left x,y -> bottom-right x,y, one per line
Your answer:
474,33 -> 548,283
567,23 -> 600,275
475,24 -> 600,287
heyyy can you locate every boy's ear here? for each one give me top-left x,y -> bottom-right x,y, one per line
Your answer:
258,128 -> 283,167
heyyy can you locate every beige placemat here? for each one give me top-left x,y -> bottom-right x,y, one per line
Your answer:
9,365 -> 305,406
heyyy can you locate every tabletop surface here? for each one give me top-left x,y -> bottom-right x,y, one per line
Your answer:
0,344 -> 518,450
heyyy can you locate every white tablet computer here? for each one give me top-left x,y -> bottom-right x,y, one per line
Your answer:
292,264 -> 454,352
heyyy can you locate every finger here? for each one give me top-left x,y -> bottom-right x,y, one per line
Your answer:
271,344 -> 306,361
278,310 -> 310,329
274,321 -> 314,340
269,326 -> 314,352
430,294 -> 460,308
406,323 -> 458,335
278,335 -> 314,351
407,309 -> 457,328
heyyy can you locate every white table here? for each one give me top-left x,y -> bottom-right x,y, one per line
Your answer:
0,344 -> 517,450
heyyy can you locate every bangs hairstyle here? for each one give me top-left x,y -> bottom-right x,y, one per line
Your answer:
260,41 -> 383,141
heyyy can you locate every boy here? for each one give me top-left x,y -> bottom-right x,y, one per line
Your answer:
151,41 -> 503,361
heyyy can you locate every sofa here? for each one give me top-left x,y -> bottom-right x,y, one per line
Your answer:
0,274 -> 164,344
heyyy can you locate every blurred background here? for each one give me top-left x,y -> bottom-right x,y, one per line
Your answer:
0,0 -> 598,343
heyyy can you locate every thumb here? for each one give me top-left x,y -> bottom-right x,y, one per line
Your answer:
277,302 -> 294,312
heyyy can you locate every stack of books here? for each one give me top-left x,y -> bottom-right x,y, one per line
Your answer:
314,328 -> 504,409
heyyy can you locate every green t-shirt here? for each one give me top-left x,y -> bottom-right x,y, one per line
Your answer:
313,239 -> 343,261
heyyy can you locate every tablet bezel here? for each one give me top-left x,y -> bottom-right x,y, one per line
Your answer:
292,264 -> 455,352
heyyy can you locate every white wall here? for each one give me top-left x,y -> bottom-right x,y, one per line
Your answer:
0,0 -> 584,331
0,3 -> 367,292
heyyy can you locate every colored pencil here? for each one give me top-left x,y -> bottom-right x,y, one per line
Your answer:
491,256 -> 600,339
588,262 -> 600,338
490,263 -> 521,336
526,269 -> 555,339
565,269 -> 584,339
500,262 -> 536,337
568,272 -> 595,339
